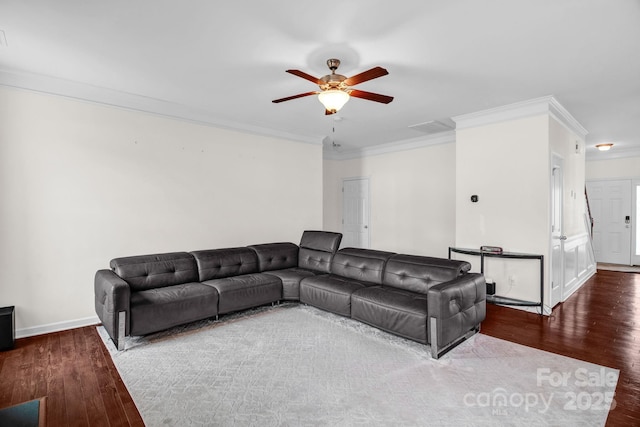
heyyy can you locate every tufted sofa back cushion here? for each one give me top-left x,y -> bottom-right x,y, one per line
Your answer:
191,247 -> 259,281
110,252 -> 199,292
330,248 -> 395,285
248,243 -> 299,272
298,230 -> 343,273
383,254 -> 471,294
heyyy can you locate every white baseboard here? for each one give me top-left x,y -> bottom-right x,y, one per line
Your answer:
562,265 -> 596,302
492,303 -> 550,316
15,315 -> 100,339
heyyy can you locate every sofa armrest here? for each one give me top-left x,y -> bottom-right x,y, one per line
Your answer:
427,273 -> 486,358
94,269 -> 131,349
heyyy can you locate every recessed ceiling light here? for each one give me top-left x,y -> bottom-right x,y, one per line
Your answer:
595,143 -> 614,151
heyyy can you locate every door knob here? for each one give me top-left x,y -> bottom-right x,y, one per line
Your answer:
560,235 -> 567,241
364,225 -> 368,229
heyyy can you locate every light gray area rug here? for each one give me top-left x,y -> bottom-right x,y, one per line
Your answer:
99,304 -> 618,426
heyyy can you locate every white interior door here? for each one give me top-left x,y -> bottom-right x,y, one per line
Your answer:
550,155 -> 564,308
586,180 -> 632,265
633,180 -> 640,266
342,178 -> 370,248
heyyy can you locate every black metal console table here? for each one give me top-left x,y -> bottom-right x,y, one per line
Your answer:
448,247 -> 544,315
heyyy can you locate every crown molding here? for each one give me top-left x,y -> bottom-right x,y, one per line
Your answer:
547,97 -> 588,139
0,68 -> 323,145
323,131 -> 455,160
452,95 -> 588,139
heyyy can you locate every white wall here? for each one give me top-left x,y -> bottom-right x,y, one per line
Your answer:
455,115 -> 550,303
549,117 -> 594,302
0,86 -> 323,335
586,156 -> 640,180
323,142 -> 456,257
455,111 -> 592,308
549,117 -> 587,236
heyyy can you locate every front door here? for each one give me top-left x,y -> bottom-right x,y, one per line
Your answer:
587,180 -> 632,265
342,178 -> 370,248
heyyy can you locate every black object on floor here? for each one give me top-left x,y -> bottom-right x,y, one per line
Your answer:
486,281 -> 496,295
0,306 -> 15,351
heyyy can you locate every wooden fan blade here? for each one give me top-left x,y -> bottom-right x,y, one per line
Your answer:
349,89 -> 394,104
344,66 -> 389,86
272,91 -> 318,103
286,69 -> 323,85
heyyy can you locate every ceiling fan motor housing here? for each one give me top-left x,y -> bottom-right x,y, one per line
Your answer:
320,73 -> 347,90
320,59 -> 347,90
318,58 -> 347,90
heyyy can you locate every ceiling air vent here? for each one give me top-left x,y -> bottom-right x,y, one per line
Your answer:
408,120 -> 454,134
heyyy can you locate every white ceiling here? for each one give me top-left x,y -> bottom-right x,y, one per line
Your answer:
1,0 -> 639,160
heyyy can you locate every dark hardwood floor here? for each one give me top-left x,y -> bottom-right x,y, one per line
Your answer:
0,269 -> 638,426
0,324 -> 144,426
482,269 -> 640,426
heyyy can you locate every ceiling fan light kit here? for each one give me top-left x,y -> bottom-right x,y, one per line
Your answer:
318,89 -> 350,113
273,58 -> 393,115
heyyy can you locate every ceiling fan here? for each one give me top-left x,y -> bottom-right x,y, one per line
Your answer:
272,59 -> 393,115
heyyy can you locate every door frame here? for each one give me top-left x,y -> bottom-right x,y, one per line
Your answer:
633,179 -> 640,266
549,153 -> 564,308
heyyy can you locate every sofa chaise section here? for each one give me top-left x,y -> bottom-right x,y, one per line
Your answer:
94,252 -> 219,350
299,248 -> 395,317
191,247 -> 282,315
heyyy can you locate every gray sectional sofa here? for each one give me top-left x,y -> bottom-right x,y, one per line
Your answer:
95,230 -> 486,358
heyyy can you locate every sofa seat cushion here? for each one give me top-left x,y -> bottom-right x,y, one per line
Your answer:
203,273 -> 282,315
263,268 -> 317,300
299,274 -> 371,317
129,283 -> 219,336
351,286 -> 428,344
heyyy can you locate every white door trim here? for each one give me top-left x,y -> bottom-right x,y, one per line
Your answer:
633,179 -> 640,266
549,153 -> 564,308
